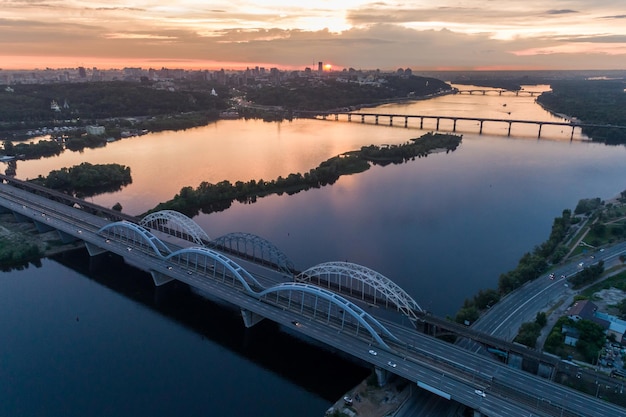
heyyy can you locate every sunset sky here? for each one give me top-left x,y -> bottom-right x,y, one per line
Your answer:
1,0 -> 625,71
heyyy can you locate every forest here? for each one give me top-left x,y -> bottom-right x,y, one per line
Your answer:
536,79 -> 626,144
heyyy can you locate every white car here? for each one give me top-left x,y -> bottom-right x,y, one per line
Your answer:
474,389 -> 486,398
387,361 -> 397,368
368,349 -> 377,356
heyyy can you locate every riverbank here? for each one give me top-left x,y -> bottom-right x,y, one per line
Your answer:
0,213 -> 84,260
326,376 -> 411,417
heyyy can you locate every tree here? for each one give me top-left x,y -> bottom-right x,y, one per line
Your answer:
112,202 -> 123,212
536,312 -> 547,327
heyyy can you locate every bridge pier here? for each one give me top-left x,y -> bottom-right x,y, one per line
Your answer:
571,126 -> 575,140
420,117 -> 424,129
33,219 -> 55,233
404,117 -> 408,128
436,118 -> 440,130
375,115 -> 379,125
57,229 -> 81,244
537,124 -> 543,139
507,122 -> 512,136
150,270 -> 175,286
241,308 -> 265,328
374,366 -> 390,387
361,115 -> 365,123
452,119 -> 457,132
479,121 -> 484,134
334,114 -> 338,121
12,211 -> 32,223
389,116 -> 393,126
84,241 -> 107,257
348,114 -> 351,122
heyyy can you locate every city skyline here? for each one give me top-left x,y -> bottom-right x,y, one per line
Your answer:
1,0 -> 625,71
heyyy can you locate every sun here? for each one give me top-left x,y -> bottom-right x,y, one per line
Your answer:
323,64 -> 332,71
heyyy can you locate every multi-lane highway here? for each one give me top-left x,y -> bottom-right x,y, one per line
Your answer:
473,242 -> 626,342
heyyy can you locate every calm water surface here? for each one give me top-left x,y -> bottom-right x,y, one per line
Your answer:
3,85 -> 626,416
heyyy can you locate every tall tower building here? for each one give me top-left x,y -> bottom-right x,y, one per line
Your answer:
318,61 -> 323,72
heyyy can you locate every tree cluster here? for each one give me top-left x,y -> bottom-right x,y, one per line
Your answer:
31,162 -> 132,198
0,237 -> 42,271
454,288 -> 500,325
569,261 -> 605,289
514,312 -> 547,348
498,210 -> 572,294
243,75 -> 453,111
3,139 -> 63,160
0,81 -> 230,129
575,198 -> 603,215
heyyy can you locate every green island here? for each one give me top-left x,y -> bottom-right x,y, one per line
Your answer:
146,132 -> 462,217
29,162 -> 132,199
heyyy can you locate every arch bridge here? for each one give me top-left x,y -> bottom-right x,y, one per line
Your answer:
140,211 -> 295,276
296,261 -> 423,325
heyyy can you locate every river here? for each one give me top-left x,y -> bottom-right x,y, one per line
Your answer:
2,84 -> 626,416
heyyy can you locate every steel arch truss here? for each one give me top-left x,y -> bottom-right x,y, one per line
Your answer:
210,232 -> 295,275
140,210 -> 211,246
258,282 -> 399,350
98,221 -> 172,256
165,247 -> 265,293
296,261 -> 422,324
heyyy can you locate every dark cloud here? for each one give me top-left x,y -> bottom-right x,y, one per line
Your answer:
545,9 -> 578,15
601,14 -> 626,19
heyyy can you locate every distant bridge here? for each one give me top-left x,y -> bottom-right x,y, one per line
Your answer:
455,89 -> 544,97
296,110 -> 626,139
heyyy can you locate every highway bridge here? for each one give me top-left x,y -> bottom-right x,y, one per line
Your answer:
1,176 -> 625,417
455,89 -> 544,97
295,110 -> 626,139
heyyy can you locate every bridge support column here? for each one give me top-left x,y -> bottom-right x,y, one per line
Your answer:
150,270 -> 175,286
33,219 -> 55,233
334,114 -> 338,121
507,122 -> 512,136
57,230 -> 80,244
537,124 -> 543,139
420,117 -> 424,129
570,126 -> 575,140
479,121 -> 484,134
436,118 -> 440,131
538,363 -> 555,380
508,352 -> 523,369
404,117 -> 408,128
375,115 -> 379,125
13,211 -> 31,223
241,308 -> 265,328
452,119 -> 457,132
389,116 -> 393,126
85,241 -> 107,257
374,366 -> 390,387
348,114 -> 351,122
361,115 -> 365,123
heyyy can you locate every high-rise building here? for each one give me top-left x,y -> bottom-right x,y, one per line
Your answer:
318,62 -> 323,72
